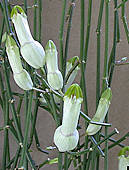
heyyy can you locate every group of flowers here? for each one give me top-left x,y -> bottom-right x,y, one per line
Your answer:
4,5 -> 128,169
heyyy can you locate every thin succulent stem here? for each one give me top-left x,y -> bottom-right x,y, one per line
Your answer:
100,133 -> 125,148
19,90 -> 33,167
38,0 -> 42,42
63,0 -> 75,79
2,57 -> 23,142
84,0 -> 92,66
121,0 -> 129,43
96,0 -> 104,107
90,136 -> 105,157
33,0 -> 37,39
24,0 -> 27,14
64,152 -> 68,170
59,0 -> 67,71
102,0 -> 110,169
107,132 -> 129,150
28,92 -> 39,147
116,12 -> 120,43
108,0 -> 118,86
2,95 -> 9,169
2,0 -> 20,47
0,17 -> 5,45
12,146 -> 21,169
58,152 -> 63,170
50,93 -> 60,127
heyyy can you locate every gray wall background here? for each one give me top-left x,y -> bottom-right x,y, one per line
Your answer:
0,0 -> 129,169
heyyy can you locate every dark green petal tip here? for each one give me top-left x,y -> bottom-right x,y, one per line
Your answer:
118,146 -> 129,157
64,84 -> 83,99
45,40 -> 56,51
68,56 -> 79,65
11,5 -> 25,18
6,35 -> 17,48
101,88 -> 112,101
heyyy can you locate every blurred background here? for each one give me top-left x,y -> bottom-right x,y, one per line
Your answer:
0,0 -> 129,169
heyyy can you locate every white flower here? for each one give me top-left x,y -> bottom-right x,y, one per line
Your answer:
6,35 -> 33,91
118,146 -> 129,170
54,84 -> 83,152
86,88 -> 112,136
14,69 -> 33,90
11,5 -> 45,69
45,40 -> 63,90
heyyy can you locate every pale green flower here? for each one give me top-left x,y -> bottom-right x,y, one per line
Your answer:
118,146 -> 129,170
14,69 -> 33,90
11,6 -> 45,69
6,35 -> 33,90
45,40 -> 63,90
86,88 -> 112,136
54,84 -> 83,152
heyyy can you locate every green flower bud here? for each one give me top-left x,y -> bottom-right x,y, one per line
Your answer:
54,84 -> 83,152
45,40 -> 63,90
6,35 -> 23,74
11,6 -> 45,69
14,69 -> 33,90
86,88 -> 112,136
65,56 -> 80,91
118,146 -> 129,170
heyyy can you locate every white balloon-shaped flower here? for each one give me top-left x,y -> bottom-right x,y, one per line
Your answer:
86,88 -> 112,136
11,5 -> 45,69
45,40 -> 63,90
118,146 -> 129,170
6,35 -> 33,90
54,84 -> 83,152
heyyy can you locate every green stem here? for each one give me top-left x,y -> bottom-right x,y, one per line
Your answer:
58,152 -> 63,170
12,146 -> 21,169
96,0 -> 104,107
2,95 -> 9,170
33,0 -> 37,39
24,0 -> 27,14
59,0 -> 67,71
121,0 -> 129,43
64,153 -> 68,170
63,0 -> 75,78
2,58 -> 23,142
108,0 -> 118,86
38,0 -> 42,42
19,91 -> 33,167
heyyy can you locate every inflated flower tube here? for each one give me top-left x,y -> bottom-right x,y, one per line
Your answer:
118,146 -> 129,170
86,88 -> 112,136
54,84 -> 83,152
11,5 -> 45,69
6,35 -> 33,90
45,40 -> 63,90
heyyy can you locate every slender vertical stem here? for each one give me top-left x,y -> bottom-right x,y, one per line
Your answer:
103,1 -> 109,170
63,0 -> 75,78
2,58 -> 23,142
24,0 -> 27,14
58,152 -> 63,170
38,0 -> 42,42
2,95 -> 9,169
96,0 -> 104,107
33,0 -> 37,39
59,0 -> 67,71
108,0 -> 117,86
121,0 -> 129,43
64,153 -> 68,170
84,0 -> 92,67
19,91 -> 33,167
